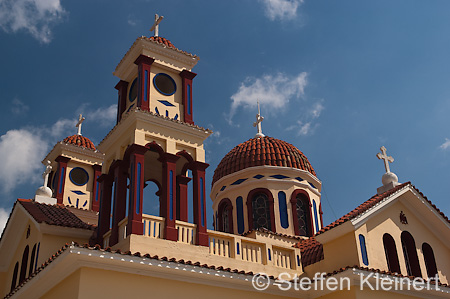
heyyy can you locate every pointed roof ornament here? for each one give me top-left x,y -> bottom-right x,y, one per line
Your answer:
76,114 -> 85,136
253,100 -> 265,138
376,146 -> 400,194
150,14 -> 164,37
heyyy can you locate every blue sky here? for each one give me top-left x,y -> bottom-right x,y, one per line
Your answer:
1,0 -> 450,232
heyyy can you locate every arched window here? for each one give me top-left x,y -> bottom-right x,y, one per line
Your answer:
236,196 -> 245,234
291,190 -> 313,237
10,262 -> 18,292
29,244 -> 37,277
422,243 -> 438,279
278,191 -> 289,229
19,245 -> 29,284
217,198 -> 233,233
252,193 -> 271,230
383,233 -> 401,273
401,231 -> 422,277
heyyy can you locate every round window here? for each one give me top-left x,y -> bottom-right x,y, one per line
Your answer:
69,167 -> 89,186
129,78 -> 137,102
153,73 -> 176,96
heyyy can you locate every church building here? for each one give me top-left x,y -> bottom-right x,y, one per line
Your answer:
0,16 -> 449,299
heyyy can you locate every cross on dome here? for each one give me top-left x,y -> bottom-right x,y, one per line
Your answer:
150,14 -> 164,37
76,114 -> 85,136
253,100 -> 265,138
376,146 -> 394,173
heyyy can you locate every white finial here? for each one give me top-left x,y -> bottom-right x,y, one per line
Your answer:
253,100 -> 265,138
150,14 -> 164,37
76,114 -> 85,136
376,146 -> 394,173
43,160 -> 52,187
376,146 -> 400,194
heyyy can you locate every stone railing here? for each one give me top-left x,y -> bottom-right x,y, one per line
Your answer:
110,215 -> 300,271
175,220 -> 196,244
143,214 -> 164,239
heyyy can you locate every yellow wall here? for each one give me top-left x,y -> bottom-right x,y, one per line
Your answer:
42,269 -> 81,299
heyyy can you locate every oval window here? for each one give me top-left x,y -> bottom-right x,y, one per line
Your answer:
129,78 -> 137,102
69,167 -> 89,186
153,73 -> 176,96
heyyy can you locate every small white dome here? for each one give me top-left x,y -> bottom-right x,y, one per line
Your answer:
382,171 -> 398,186
35,186 -> 52,198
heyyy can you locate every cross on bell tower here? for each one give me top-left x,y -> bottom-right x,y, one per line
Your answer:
150,14 -> 164,37
76,114 -> 85,136
376,146 -> 394,173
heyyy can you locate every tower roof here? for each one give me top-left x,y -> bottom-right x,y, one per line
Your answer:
212,136 -> 316,185
63,135 -> 96,150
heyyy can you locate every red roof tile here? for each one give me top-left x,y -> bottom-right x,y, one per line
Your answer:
294,237 -> 324,267
316,182 -> 450,236
18,199 -> 96,230
63,135 -> 96,150
145,36 -> 196,57
213,136 -> 316,185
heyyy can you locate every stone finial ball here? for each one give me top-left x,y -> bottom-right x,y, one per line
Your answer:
36,186 -> 53,197
382,171 -> 398,186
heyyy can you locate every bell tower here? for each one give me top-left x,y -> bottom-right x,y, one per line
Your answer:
97,18 -> 212,249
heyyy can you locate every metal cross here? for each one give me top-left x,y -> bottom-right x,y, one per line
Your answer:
150,14 -> 164,37
376,146 -> 394,173
253,100 -> 265,138
76,114 -> 85,136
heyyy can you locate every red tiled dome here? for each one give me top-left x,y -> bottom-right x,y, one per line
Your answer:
63,135 -> 96,150
212,136 -> 316,185
149,36 -> 176,49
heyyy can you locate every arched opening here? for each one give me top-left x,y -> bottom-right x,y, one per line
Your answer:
401,231 -> 422,277
422,243 -> 438,279
142,180 -> 161,215
218,198 -> 233,233
278,191 -> 289,229
19,245 -> 29,284
383,233 -> 401,273
28,244 -> 37,277
11,262 -> 19,292
252,193 -> 271,230
291,190 -> 313,237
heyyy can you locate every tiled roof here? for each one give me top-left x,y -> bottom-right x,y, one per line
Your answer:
316,182 -> 450,236
294,237 -> 324,267
18,199 -> 96,230
144,36 -> 197,58
8,243 -> 448,298
212,136 -> 316,185
242,227 -> 303,240
63,135 -> 96,150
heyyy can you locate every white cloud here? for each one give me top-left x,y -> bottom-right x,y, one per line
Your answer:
286,100 -> 324,136
0,208 -> 9,234
0,0 -> 66,43
229,72 -> 307,121
440,138 -> 450,150
85,104 -> 117,127
11,98 -> 29,115
260,0 -> 304,21
0,129 -> 49,193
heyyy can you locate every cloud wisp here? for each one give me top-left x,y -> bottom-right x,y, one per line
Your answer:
259,0 -> 304,21
286,100 -> 324,136
0,0 -> 66,43
440,138 -> 450,150
229,72 -> 307,122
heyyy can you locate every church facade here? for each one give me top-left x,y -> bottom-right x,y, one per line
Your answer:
0,21 -> 449,299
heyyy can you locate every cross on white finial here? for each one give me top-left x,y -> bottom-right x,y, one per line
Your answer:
76,114 -> 85,136
253,100 -> 265,138
376,146 -> 394,173
150,14 -> 164,37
